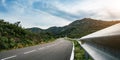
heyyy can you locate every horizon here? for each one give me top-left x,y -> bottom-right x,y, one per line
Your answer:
0,0 -> 120,29
1,17 -> 120,29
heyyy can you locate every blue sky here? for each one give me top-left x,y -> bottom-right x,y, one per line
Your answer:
0,0 -> 120,29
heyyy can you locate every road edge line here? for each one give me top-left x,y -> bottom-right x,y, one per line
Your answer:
70,42 -> 74,60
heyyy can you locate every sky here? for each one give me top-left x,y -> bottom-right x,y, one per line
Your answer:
0,0 -> 120,29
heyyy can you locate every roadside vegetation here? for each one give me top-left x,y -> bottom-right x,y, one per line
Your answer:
0,19 -> 55,51
66,38 -> 92,60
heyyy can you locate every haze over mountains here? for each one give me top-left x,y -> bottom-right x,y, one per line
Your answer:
28,18 -> 120,38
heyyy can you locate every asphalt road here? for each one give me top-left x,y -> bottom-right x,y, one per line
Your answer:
0,38 -> 73,60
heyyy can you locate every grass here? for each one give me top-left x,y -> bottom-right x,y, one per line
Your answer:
74,40 -> 85,60
66,38 -> 93,60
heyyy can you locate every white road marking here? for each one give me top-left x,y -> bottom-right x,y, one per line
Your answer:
38,45 -> 53,50
1,55 -> 17,60
70,42 -> 75,60
38,41 -> 62,50
38,47 -> 45,50
24,50 -> 36,54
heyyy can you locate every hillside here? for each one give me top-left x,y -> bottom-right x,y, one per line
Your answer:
27,27 -> 44,33
0,19 -> 51,51
28,18 -> 120,38
59,18 -> 120,38
27,27 -> 55,40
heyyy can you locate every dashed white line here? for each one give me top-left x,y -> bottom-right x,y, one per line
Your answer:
24,50 -> 36,54
38,46 -> 52,50
38,47 -> 45,50
38,43 -> 58,50
1,55 -> 17,60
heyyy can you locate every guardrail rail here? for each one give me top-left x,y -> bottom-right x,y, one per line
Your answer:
78,23 -> 120,60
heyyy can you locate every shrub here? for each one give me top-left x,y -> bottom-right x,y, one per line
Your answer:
0,37 -> 9,49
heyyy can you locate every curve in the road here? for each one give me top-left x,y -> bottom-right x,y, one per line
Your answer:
0,38 -> 73,60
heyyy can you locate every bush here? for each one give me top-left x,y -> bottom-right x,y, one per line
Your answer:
9,38 -> 16,48
0,37 -> 9,49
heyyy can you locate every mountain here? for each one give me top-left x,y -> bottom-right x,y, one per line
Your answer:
59,18 -> 120,38
27,27 -> 55,40
28,18 -> 120,38
27,27 -> 44,33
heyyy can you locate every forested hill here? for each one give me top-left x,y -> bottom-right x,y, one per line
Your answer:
28,18 -> 120,38
59,18 -> 120,38
0,19 -> 52,51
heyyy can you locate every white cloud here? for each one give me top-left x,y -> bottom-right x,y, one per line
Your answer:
0,7 -> 71,29
1,0 -> 120,29
54,0 -> 120,20
0,0 -> 71,29
1,0 -> 6,6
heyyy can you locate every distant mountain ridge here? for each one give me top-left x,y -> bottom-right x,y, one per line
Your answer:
27,27 -> 44,33
28,18 -> 120,38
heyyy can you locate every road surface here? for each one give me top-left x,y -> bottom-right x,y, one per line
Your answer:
0,38 -> 73,60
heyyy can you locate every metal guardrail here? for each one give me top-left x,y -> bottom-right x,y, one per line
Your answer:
78,23 -> 120,60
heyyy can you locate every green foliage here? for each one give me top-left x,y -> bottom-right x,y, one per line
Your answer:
73,40 -> 86,60
27,27 -> 56,42
0,37 -> 9,49
9,38 -> 16,48
0,19 -> 55,51
68,39 -> 92,60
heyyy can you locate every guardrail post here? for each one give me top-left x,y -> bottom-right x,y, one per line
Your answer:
85,51 -> 89,60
